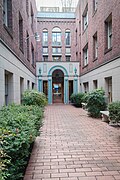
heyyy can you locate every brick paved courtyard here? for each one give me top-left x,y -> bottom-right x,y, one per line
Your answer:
24,105 -> 120,180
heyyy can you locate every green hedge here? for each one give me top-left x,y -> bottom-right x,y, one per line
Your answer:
0,104 -> 43,180
70,93 -> 85,107
108,101 -> 120,124
86,89 -> 107,118
22,90 -> 47,107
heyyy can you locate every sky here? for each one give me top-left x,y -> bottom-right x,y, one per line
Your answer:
35,0 -> 79,11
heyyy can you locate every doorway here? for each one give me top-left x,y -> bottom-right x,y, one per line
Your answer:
52,69 -> 64,103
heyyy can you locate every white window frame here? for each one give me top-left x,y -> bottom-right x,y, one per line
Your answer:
93,0 -> 98,12
3,0 -> 8,26
83,6 -> 88,31
65,30 -> 71,46
43,31 -> 48,46
93,33 -> 98,59
83,45 -> 88,66
107,20 -> 112,49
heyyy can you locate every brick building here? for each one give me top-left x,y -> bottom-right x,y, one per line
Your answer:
75,0 -> 120,103
36,12 -> 79,104
0,0 -> 37,106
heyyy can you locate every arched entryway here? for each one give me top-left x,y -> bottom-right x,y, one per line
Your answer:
52,69 -> 64,103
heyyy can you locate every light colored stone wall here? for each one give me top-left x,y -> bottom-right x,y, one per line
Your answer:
80,58 -> 120,102
0,42 -> 36,107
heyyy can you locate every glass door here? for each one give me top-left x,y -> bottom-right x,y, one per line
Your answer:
53,83 -> 63,103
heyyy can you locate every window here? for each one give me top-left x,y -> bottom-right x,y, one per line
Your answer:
93,80 -> 98,89
83,44 -> 88,66
32,82 -> 35,89
52,27 -> 61,46
52,47 -> 61,54
83,4 -> 88,31
19,13 -> 23,51
65,29 -> 71,46
43,56 -> 48,61
27,80 -> 30,89
43,47 -> 48,54
75,29 -> 77,45
31,43 -> 34,65
105,14 -> 112,50
5,71 -> 13,105
5,73 -> 8,105
93,32 -> 98,59
93,0 -> 98,12
66,47 -> 71,54
105,77 -> 112,103
53,56 -> 61,61
66,56 -> 71,62
26,0 -> 29,15
83,82 -> 89,93
26,32 -> 29,60
43,29 -> 48,46
31,3 -> 34,29
20,77 -> 24,103
3,0 -> 12,30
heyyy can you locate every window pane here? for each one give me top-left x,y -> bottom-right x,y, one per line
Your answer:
43,32 -> 48,46
66,56 -> 71,61
66,32 -> 70,45
43,56 -> 48,61
52,32 -> 61,46
53,56 -> 61,61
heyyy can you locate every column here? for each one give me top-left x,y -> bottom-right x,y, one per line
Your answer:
48,77 -> 52,104
38,77 -> 43,92
64,77 -> 69,104
73,76 -> 78,94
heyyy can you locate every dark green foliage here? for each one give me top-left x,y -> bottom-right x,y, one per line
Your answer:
108,101 -> 120,123
86,89 -> 107,118
70,93 -> 85,107
81,93 -> 89,103
22,90 -> 47,107
0,104 -> 43,180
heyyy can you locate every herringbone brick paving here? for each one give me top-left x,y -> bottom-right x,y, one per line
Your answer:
24,105 -> 120,180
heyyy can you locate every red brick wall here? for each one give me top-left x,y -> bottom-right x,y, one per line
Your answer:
37,17 -> 76,62
75,0 -> 120,75
0,0 -> 37,75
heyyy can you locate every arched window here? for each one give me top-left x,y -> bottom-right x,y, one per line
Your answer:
43,29 -> 48,46
65,29 -> 71,46
52,27 -> 61,46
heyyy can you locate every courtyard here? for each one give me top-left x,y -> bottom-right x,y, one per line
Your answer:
24,105 -> 120,180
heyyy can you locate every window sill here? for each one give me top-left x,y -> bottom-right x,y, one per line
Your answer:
93,57 -> 98,62
52,44 -> 62,47
82,64 -> 88,69
82,25 -> 88,35
92,9 -> 97,17
43,45 -> 48,47
104,47 -> 112,54
32,64 -> 35,68
4,24 -> 13,39
65,45 -> 71,47
19,47 -> 24,54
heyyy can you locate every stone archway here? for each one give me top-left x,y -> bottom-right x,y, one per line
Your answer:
48,65 -> 69,104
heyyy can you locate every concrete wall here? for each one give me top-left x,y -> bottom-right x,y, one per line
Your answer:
80,57 -> 120,101
0,41 -> 36,106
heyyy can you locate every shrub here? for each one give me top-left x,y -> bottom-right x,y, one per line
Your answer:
86,89 -> 107,118
0,104 -> 43,180
81,93 -> 89,104
22,90 -> 47,107
108,101 -> 120,124
70,93 -> 85,107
